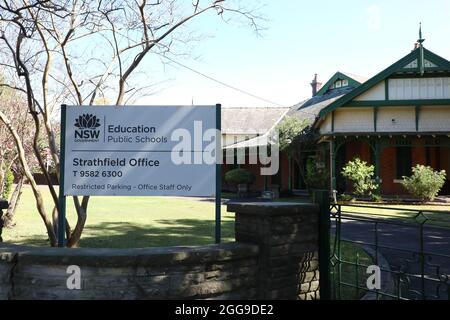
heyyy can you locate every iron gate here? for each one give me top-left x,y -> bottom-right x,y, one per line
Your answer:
326,202 -> 450,300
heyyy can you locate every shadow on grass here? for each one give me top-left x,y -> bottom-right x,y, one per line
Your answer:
6,216 -> 236,248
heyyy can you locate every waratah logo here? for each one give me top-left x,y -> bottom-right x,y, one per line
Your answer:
74,114 -> 101,142
75,114 -> 101,129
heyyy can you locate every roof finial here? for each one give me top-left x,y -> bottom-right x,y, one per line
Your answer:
417,22 -> 425,76
418,22 -> 425,44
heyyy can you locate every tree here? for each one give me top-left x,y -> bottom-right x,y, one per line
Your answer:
0,81 -> 35,229
277,116 -> 310,153
305,155 -> 329,190
276,115 -> 312,188
0,0 -> 262,247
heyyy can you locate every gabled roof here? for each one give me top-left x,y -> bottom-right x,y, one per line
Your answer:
289,90 -> 350,123
318,47 -> 450,117
288,71 -> 366,122
315,71 -> 366,96
340,72 -> 369,85
221,106 -> 289,135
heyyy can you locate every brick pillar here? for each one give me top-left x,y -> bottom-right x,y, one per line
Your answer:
227,202 -> 320,300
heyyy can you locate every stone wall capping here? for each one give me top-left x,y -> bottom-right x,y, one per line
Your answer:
227,201 -> 319,216
0,242 -> 259,267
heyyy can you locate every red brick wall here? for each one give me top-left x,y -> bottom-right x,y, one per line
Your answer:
280,153 -> 290,191
441,147 -> 450,172
380,147 -> 395,194
345,141 -> 371,163
411,139 -> 426,166
429,147 -> 440,168
441,147 -> 450,194
360,142 -> 372,163
241,163 -> 265,191
345,142 -> 357,163
221,151 -> 290,192
222,158 -> 265,191
380,147 -> 408,195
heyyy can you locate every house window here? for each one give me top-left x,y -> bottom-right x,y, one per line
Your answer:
335,80 -> 342,88
396,147 -> 412,179
342,79 -> 349,86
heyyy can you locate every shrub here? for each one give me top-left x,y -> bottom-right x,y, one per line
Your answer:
339,193 -> 354,202
341,157 -> 378,196
305,156 -> 329,189
370,193 -> 383,203
401,165 -> 446,201
224,168 -> 255,186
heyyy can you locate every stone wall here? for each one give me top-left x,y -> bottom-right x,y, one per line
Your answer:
0,243 -> 259,300
0,202 -> 320,300
229,202 -> 320,300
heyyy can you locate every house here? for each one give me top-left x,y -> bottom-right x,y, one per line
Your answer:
221,106 -> 289,192
311,36 -> 450,195
288,72 -> 368,191
314,39 -> 450,194
222,32 -> 450,197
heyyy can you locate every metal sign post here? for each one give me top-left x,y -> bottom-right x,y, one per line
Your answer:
58,105 -> 67,247
215,103 -> 222,244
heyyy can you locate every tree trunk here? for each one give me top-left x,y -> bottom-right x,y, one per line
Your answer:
0,110 -> 57,246
67,196 -> 89,248
3,176 -> 24,228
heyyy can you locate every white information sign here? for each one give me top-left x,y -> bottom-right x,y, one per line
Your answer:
63,105 -> 218,196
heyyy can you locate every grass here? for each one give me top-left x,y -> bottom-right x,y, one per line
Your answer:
2,185 -> 234,248
277,196 -> 450,227
330,239 -> 374,300
338,204 -> 450,228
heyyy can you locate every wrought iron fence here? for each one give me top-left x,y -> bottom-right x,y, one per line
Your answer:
329,203 -> 450,300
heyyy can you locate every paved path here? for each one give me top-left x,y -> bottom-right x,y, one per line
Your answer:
331,217 -> 450,300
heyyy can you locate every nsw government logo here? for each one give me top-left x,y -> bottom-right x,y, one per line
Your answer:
74,114 -> 101,142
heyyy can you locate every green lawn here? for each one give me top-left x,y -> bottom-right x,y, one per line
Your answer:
279,196 -> 450,227
2,185 -> 234,248
330,239 -> 374,300
338,204 -> 450,228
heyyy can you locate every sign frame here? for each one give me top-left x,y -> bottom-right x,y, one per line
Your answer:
57,104 -> 222,247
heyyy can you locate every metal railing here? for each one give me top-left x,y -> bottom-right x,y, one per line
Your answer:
329,203 -> 450,300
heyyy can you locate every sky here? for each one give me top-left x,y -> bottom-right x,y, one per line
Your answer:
137,0 -> 450,108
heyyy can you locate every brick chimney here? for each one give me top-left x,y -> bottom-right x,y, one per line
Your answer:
310,74 -> 322,97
